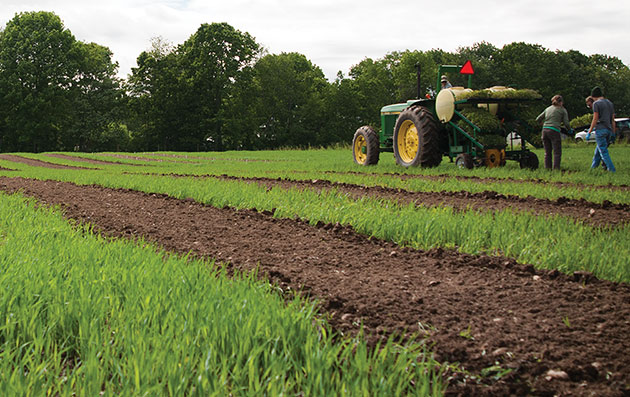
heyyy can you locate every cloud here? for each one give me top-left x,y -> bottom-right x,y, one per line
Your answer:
1,0 -> 629,80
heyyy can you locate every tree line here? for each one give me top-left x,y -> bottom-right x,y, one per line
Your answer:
1,11 -> 629,153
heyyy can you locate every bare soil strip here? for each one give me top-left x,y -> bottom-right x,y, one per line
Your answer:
146,153 -> 209,160
0,154 -> 94,170
148,152 -> 277,162
98,153 -> 181,162
145,173 -> 630,228
2,151 -> 628,227
44,153 -> 144,166
232,175 -> 630,227
0,176 -> 628,397
333,170 -> 630,192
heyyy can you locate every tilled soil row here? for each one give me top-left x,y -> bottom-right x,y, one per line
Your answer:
0,154 -> 93,170
99,153 -> 196,163
335,170 -> 630,192
10,152 -> 628,227
43,153 -> 145,166
146,152 -> 285,162
144,173 -> 630,228
224,175 -> 630,228
30,153 -> 630,227
0,176 -> 628,396
26,152 -> 630,192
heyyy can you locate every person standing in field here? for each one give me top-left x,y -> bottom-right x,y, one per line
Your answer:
536,95 -> 570,170
585,95 -> 612,170
587,87 -> 616,172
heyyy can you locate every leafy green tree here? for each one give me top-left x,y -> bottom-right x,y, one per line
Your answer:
0,11 -> 122,152
245,52 -> 328,148
321,72 -> 365,145
220,66 -> 259,150
388,49 -> 461,101
455,42 -> 499,89
63,42 -> 123,151
554,50 -> 594,118
96,122 -> 131,151
491,43 -> 630,119
126,37 -> 184,151
0,11 -> 76,151
493,43 -> 569,96
178,23 -> 260,151
389,51 -> 431,101
586,54 -> 630,116
345,57 -> 397,128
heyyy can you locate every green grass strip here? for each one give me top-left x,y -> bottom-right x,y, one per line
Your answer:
0,192 -> 444,396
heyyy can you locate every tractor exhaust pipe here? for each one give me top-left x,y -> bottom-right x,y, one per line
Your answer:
416,64 -> 421,99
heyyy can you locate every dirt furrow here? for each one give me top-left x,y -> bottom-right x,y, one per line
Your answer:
0,154 -> 94,170
0,176 -> 628,396
146,173 -> 630,228
333,170 -> 630,192
98,153 -> 182,162
44,153 -> 145,166
147,152 -> 283,162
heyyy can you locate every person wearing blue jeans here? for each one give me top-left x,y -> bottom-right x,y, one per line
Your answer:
587,87 -> 616,172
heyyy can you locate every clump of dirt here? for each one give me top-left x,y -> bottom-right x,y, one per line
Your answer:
0,176 -> 628,397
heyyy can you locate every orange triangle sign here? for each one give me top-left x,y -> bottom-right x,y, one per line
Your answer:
460,60 -> 474,75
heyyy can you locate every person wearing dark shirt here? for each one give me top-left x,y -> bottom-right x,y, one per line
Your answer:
587,87 -> 616,172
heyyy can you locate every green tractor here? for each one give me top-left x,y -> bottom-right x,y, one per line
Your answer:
352,62 -> 541,169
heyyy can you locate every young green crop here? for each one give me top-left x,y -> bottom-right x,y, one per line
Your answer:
7,145 -> 630,205
0,192 -> 444,395
1,166 -> 628,283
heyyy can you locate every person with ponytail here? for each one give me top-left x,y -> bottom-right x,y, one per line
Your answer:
536,95 -> 570,170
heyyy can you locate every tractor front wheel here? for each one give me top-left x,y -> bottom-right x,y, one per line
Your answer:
352,125 -> 380,165
393,106 -> 442,168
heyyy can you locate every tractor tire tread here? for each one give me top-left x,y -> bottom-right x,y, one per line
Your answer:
353,125 -> 380,165
393,106 -> 442,168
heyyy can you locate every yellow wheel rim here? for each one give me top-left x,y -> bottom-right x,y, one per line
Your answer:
354,134 -> 367,164
485,149 -> 501,168
397,120 -> 419,163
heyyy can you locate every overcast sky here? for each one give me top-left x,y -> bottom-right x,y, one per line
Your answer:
1,0 -> 629,81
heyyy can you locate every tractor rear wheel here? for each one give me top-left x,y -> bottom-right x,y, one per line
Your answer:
393,106 -> 442,168
519,151 -> 539,169
352,125 -> 380,165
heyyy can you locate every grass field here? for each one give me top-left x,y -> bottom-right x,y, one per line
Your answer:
0,144 -> 628,395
